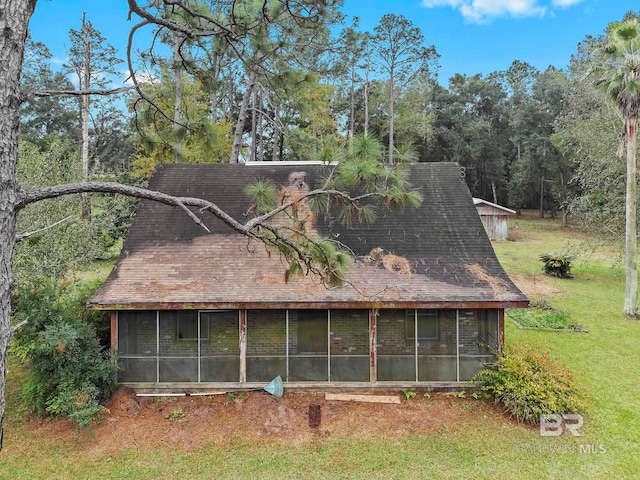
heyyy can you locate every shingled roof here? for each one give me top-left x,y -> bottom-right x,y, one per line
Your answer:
89,162 -> 528,309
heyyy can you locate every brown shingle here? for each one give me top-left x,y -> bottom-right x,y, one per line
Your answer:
89,163 -> 528,309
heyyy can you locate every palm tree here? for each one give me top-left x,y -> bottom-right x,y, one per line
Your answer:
591,19 -> 640,317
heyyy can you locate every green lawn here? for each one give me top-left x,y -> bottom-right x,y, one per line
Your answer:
1,213 -> 639,479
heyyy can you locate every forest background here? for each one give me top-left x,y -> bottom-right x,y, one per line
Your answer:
20,2 -> 638,280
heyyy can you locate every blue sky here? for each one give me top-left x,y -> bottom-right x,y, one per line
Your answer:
28,0 -> 637,85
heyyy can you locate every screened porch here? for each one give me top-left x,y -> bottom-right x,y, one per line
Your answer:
115,308 -> 500,385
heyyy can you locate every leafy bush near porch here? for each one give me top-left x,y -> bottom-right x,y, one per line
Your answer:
472,343 -> 584,424
11,278 -> 117,427
539,252 -> 573,278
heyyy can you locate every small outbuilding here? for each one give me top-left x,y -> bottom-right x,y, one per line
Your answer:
89,163 -> 527,391
473,198 -> 516,241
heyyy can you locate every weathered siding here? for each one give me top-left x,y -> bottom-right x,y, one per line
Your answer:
479,214 -> 510,241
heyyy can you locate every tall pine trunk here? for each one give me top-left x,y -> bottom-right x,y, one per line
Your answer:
388,76 -> 395,164
0,0 -> 37,451
348,63 -> 355,145
172,34 -> 184,163
624,116 -> 639,317
80,13 -> 91,220
230,70 -> 256,164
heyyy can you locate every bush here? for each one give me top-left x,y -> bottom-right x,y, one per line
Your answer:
472,344 -> 584,424
539,253 -> 573,278
12,278 -> 117,427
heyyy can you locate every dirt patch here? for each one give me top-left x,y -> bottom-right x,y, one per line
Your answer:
509,273 -> 568,299
22,388 -> 515,457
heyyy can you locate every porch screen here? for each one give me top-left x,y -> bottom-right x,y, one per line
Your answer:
459,309 -> 498,380
377,309 -> 457,381
288,310 -> 328,381
246,310 -> 286,382
329,310 -> 369,381
199,310 -> 240,382
117,311 -> 157,382
158,311 -> 198,382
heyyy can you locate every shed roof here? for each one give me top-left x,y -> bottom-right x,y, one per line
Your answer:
473,198 -> 517,215
89,163 -> 527,309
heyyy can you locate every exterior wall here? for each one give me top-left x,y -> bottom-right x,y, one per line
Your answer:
116,308 -> 501,385
479,214 -> 510,241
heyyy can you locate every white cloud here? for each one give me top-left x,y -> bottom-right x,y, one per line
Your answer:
552,0 -> 584,7
124,69 -> 157,86
422,0 -> 583,22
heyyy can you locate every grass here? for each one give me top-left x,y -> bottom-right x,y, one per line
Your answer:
1,211 -> 639,478
507,303 -> 585,331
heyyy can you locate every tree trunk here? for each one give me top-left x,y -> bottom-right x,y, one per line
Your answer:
560,172 -> 568,228
539,175 -> 544,219
624,117 -> 639,317
388,77 -> 395,164
81,13 -> 90,178
0,0 -> 37,451
257,89 -> 264,162
172,34 -> 184,164
363,80 -> 369,137
348,63 -> 355,145
250,87 -> 257,162
230,70 -> 256,164
81,14 -> 91,220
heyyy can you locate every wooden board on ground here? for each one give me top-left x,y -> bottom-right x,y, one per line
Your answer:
324,393 -> 401,404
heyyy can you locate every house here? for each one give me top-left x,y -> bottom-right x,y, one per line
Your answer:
473,198 -> 517,241
89,162 -> 528,391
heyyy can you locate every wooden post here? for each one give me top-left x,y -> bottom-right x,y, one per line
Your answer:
369,309 -> 377,382
239,310 -> 247,383
498,309 -> 505,351
110,311 -> 117,351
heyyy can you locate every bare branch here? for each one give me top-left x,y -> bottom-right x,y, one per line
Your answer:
16,215 -> 74,243
21,86 -> 135,103
16,182 -> 249,237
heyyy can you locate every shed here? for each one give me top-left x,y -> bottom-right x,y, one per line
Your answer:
89,163 -> 527,391
473,198 -> 516,241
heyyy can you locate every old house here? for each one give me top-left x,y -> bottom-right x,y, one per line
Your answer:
89,162 -> 528,391
473,198 -> 516,241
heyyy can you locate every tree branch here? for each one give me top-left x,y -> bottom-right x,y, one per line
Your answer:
16,182 -> 249,237
16,216 -> 74,243
21,86 -> 135,103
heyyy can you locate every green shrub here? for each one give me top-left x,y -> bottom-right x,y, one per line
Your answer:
12,278 -> 117,428
472,344 -> 584,424
539,253 -> 573,278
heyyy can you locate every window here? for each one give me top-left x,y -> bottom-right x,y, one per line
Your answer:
406,310 -> 439,340
176,311 -> 209,341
